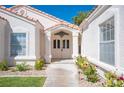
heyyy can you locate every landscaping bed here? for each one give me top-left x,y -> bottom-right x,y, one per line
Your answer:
0,77 -> 46,87
76,56 -> 105,87
0,59 -> 47,77
76,56 -> 124,87
79,69 -> 105,87
0,68 -> 46,77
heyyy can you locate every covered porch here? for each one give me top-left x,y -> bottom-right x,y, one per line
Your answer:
44,24 -> 80,63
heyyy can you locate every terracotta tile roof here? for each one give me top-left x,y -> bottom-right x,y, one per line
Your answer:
45,21 -> 80,31
9,5 -> 23,9
0,15 -> 7,21
6,5 -> 80,31
0,5 -> 37,23
10,5 -> 70,23
25,5 -> 80,30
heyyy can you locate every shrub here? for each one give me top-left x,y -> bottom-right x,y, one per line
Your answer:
83,64 -> 99,83
83,65 -> 96,75
76,56 -> 99,83
87,74 -> 99,83
16,62 -> 30,71
76,56 -> 89,69
0,60 -> 8,71
104,72 -> 124,87
35,59 -> 45,70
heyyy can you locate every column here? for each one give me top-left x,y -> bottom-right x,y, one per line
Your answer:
72,32 -> 79,59
45,31 -> 52,63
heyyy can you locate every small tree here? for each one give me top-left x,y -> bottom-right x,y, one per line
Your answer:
72,11 -> 90,26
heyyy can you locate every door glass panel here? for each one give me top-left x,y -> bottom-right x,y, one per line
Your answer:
53,40 -> 56,48
67,40 -> 69,48
63,40 -> 65,48
57,40 -> 60,48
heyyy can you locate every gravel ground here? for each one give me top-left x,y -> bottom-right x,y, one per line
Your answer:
0,67 -> 46,77
79,70 -> 105,87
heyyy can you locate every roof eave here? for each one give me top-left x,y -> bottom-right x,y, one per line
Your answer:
80,5 -> 111,32
0,6 -> 37,25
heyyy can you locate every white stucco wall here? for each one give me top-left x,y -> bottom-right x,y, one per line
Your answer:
118,6 -> 124,70
35,22 -> 45,59
0,19 -> 6,62
0,9 -> 37,66
81,6 -> 124,73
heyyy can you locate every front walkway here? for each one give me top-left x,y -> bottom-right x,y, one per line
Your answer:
43,59 -> 79,87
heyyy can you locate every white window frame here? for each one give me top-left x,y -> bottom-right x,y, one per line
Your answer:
99,17 -> 115,66
10,32 -> 27,57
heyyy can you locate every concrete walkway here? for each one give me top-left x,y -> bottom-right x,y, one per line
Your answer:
44,59 -> 79,87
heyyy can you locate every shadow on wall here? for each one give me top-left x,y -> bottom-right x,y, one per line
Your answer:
5,21 -> 22,66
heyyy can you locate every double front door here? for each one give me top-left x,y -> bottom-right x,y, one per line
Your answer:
52,36 -> 72,59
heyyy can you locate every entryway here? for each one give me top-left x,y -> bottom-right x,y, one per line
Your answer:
43,59 -> 79,87
45,25 -> 79,63
51,30 -> 72,59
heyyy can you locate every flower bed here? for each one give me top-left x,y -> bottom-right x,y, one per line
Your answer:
103,71 -> 124,87
76,56 -> 99,83
76,56 -> 124,87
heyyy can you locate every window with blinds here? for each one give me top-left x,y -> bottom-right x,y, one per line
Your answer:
10,33 -> 26,56
100,17 -> 115,66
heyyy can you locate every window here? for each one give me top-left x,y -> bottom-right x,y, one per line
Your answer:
10,33 -> 26,56
100,17 -> 115,66
67,40 -> 69,48
63,40 -> 69,49
57,40 -> 60,48
53,40 -> 56,48
63,40 -> 65,48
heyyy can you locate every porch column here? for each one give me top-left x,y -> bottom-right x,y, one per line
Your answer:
72,32 -> 79,59
45,31 -> 52,63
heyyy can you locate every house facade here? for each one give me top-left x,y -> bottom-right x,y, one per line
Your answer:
80,5 -> 124,76
0,5 -> 80,66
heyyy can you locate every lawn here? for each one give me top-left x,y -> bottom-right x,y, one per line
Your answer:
0,77 -> 46,87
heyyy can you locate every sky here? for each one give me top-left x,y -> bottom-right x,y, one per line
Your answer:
5,5 -> 95,23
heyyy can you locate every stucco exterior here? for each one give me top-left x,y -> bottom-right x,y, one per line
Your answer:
80,5 -> 124,75
0,18 -> 7,61
0,5 -> 80,66
11,6 -> 61,29
0,7 -> 44,66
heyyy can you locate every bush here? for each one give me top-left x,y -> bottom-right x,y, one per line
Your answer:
35,59 -> 45,70
76,56 -> 89,69
104,72 -> 124,87
76,56 -> 99,83
16,62 -> 30,71
0,60 -> 8,71
83,64 -> 99,83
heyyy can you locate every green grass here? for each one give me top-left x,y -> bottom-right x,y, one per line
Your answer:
0,77 -> 46,87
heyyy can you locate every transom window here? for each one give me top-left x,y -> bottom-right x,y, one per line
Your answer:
100,17 -> 115,66
10,33 -> 26,56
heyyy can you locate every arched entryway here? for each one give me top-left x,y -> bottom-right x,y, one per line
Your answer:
51,30 -> 72,59
45,25 -> 79,63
